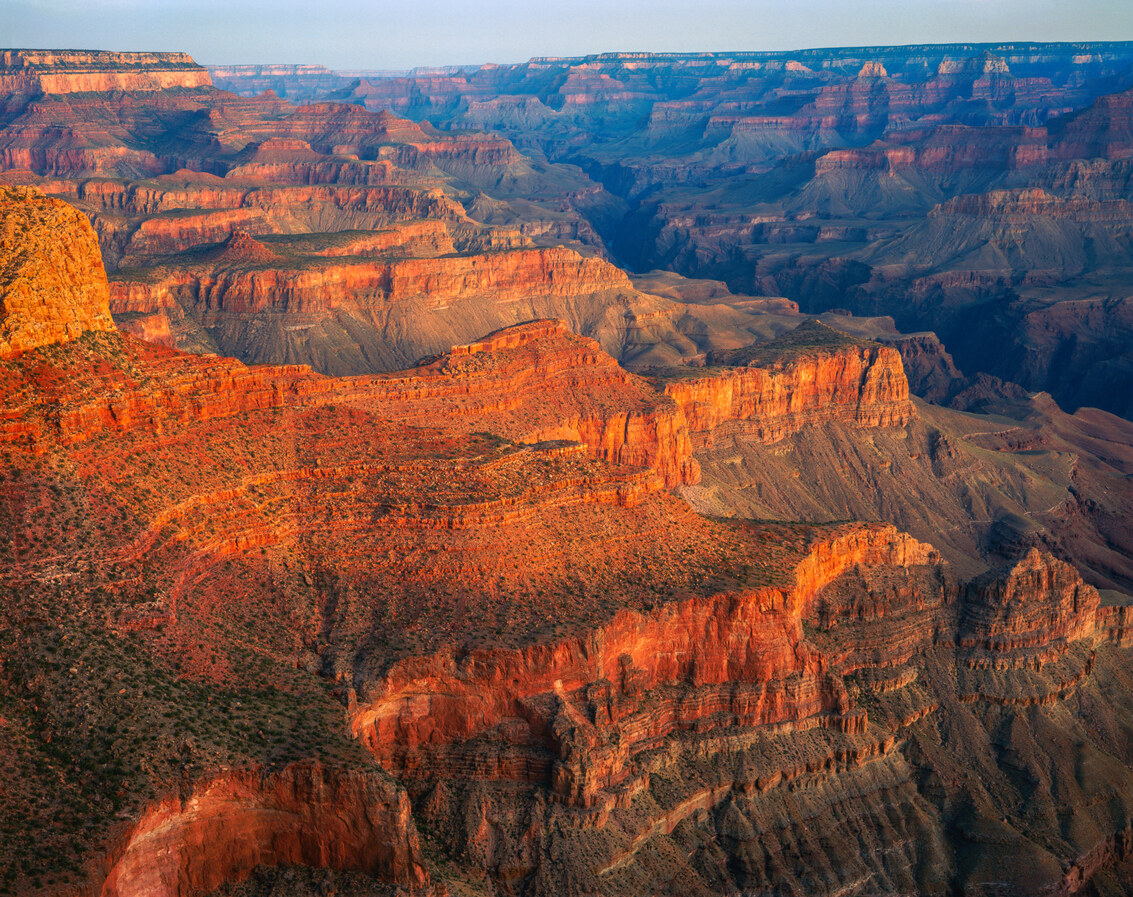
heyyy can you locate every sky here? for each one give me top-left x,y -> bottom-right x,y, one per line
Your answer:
6,0 -> 1133,71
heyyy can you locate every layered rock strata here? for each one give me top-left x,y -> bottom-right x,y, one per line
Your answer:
0,185 -> 115,355
664,340 -> 913,444
108,245 -> 630,318
100,763 -> 431,897
351,524 -> 937,807
0,50 -> 211,94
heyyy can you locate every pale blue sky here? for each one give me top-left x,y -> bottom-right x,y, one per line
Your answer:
5,0 -> 1133,70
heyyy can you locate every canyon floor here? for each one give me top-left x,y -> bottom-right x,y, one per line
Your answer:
0,46 -> 1132,897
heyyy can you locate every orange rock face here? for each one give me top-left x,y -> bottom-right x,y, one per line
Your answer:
109,245 -> 629,317
663,342 -> 913,443
0,186 -> 116,356
78,179 -> 470,265
49,351 -> 320,446
42,317 -> 699,485
351,524 -> 937,807
101,232 -> 664,373
354,320 -> 699,487
100,762 -> 432,897
115,311 -> 175,347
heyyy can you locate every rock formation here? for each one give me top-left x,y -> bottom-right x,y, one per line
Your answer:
102,239 -> 681,374
661,323 -> 913,442
101,763 -> 431,897
108,244 -> 629,316
678,325 -> 1133,593
0,50 -> 211,94
0,185 -> 115,355
961,548 -> 1099,666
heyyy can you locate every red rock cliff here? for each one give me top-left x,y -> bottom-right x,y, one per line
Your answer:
350,320 -> 699,488
109,245 -> 631,317
351,524 -> 936,807
98,762 -> 432,897
0,185 -> 116,356
664,342 -> 913,442
961,548 -> 1102,668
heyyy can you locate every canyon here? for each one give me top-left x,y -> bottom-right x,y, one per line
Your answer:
0,44 -> 1131,897
14,44 -> 1133,412
205,43 -> 1133,419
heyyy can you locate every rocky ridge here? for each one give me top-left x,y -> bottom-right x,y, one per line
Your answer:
101,762 -> 430,897
661,322 -> 913,443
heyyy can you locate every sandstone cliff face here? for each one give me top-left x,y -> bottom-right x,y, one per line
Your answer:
0,186 -> 116,356
74,177 -> 466,223
52,168 -> 530,285
341,515 -> 1131,896
51,352 -> 321,445
73,179 -> 471,266
110,246 -> 630,318
350,524 -> 938,808
962,548 -> 1101,667
663,342 -> 913,443
104,242 -> 664,375
100,762 -> 431,897
115,311 -> 175,347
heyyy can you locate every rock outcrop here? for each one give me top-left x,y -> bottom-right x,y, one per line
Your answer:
100,763 -> 431,897
0,309 -> 1130,897
663,333 -> 913,443
103,243 -> 660,373
962,548 -> 1101,667
351,524 -> 938,805
0,49 -> 211,94
0,185 -> 115,356
109,245 -> 631,318
356,320 -> 699,488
